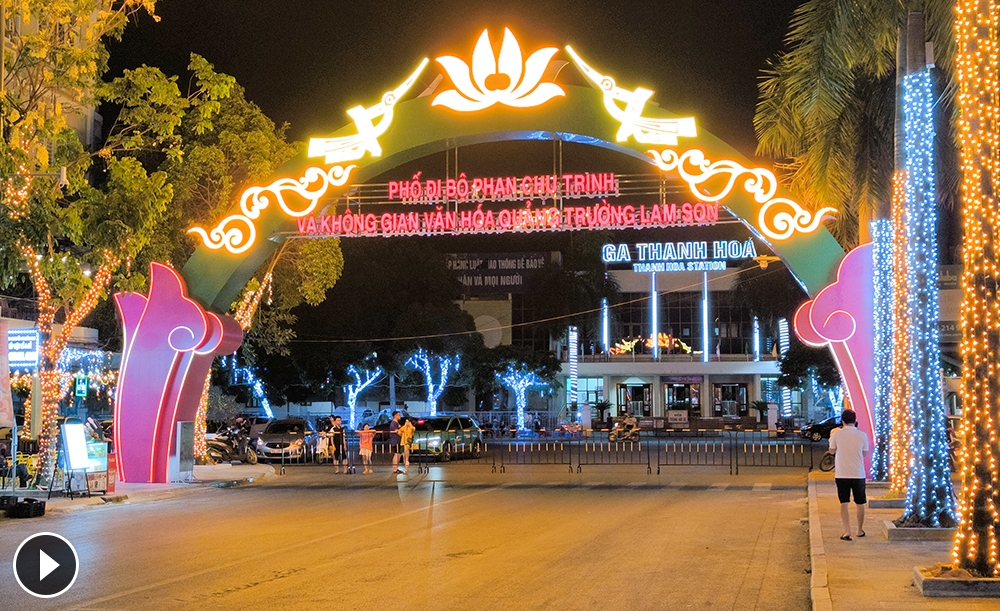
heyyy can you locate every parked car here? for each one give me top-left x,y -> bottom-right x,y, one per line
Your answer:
255,419 -> 319,461
800,416 -> 841,442
240,415 -> 272,439
410,415 -> 483,461
365,409 -> 411,441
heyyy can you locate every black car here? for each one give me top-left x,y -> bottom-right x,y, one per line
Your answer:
800,416 -> 841,442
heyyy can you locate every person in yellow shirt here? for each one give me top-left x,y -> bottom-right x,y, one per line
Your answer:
399,417 -> 416,475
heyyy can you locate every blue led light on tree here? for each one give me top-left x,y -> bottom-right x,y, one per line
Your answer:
898,70 -> 955,527
870,219 -> 893,481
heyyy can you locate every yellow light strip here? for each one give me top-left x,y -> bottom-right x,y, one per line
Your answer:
952,0 -> 1000,577
888,170 -> 910,494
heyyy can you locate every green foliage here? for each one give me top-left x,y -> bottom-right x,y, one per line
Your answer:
471,343 -> 561,396
291,239 -> 479,397
525,231 -> 620,341
755,0 -> 956,248
777,339 -> 842,391
731,261 -> 808,325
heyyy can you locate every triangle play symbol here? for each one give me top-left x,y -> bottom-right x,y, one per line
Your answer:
39,550 -> 59,581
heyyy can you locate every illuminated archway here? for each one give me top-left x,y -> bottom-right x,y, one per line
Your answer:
117,28 -> 857,483
182,29 -> 846,311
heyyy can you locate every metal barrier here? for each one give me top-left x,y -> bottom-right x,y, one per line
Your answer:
575,440 -> 650,473
281,430 -> 818,476
655,431 -> 732,474
733,431 -> 816,473
500,440 -> 573,472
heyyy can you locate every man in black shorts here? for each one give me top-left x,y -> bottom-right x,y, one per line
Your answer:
828,409 -> 870,540
329,416 -> 347,473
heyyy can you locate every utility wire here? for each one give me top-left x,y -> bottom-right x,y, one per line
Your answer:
290,264 -> 788,344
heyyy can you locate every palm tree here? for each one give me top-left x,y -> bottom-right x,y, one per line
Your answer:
755,0 -> 956,248
951,0 -> 1000,578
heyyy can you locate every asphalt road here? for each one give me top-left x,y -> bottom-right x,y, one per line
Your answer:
0,466 -> 811,611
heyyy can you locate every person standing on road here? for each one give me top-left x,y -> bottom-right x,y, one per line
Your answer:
399,417 -> 415,475
329,416 -> 347,473
389,411 -> 403,474
828,409 -> 869,541
357,424 -> 375,474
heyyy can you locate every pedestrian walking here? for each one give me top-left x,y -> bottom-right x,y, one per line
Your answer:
329,416 -> 347,473
828,409 -> 870,541
399,417 -> 416,474
389,411 -> 403,474
357,424 -> 375,474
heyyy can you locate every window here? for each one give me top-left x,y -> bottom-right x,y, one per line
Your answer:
567,377 -> 603,405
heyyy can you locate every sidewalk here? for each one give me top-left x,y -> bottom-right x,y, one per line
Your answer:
808,471 -> 996,610
3,463 -> 276,513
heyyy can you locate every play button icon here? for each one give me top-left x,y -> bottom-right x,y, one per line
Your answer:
13,533 -> 79,598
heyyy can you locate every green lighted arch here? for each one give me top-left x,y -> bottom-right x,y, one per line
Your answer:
182,86 -> 846,312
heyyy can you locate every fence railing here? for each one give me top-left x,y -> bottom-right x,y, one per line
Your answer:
284,430 -> 822,475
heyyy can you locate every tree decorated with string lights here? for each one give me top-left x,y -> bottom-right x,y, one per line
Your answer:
952,0 -> 1000,578
0,2 -> 236,478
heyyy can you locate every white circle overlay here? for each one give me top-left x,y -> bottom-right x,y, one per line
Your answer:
12,531 -> 80,599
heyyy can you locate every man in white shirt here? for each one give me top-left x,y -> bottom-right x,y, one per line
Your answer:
828,409 -> 870,541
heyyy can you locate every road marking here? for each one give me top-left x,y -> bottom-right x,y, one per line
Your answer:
64,486 -> 499,610
753,483 -> 773,491
711,483 -> 729,491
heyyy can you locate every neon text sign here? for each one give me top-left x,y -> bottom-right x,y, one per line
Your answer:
603,238 -> 757,273
388,172 -> 618,203
295,201 -> 719,238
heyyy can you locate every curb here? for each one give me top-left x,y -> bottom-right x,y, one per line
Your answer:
808,473 -> 834,611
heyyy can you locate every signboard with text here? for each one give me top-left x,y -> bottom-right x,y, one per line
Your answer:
445,253 -> 548,294
602,238 -> 758,273
7,328 -> 39,370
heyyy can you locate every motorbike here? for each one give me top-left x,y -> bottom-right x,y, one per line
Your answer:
206,426 -> 258,465
608,420 -> 640,442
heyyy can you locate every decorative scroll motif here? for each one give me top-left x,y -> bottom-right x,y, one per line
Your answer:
565,46 -> 697,146
647,148 -> 836,241
307,58 -> 429,164
794,244 -> 875,476
115,263 -> 243,483
188,164 -> 355,254
433,28 -> 565,112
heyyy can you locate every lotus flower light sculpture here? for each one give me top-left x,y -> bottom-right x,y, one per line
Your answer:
433,28 -> 565,112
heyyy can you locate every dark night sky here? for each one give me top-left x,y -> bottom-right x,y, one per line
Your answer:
108,0 -> 803,158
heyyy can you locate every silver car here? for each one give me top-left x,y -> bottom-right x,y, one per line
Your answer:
255,419 -> 318,461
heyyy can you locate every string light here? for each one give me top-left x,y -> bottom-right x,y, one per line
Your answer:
19,241 -> 120,479
952,0 -> 1000,577
497,364 -> 550,431
899,70 -> 955,527
406,348 -> 459,417
343,362 -> 383,429
778,318 -> 792,417
889,170 -> 911,494
871,218 -> 892,481
194,374 -> 210,460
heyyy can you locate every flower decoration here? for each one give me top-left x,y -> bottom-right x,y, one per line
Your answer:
433,28 -> 565,112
